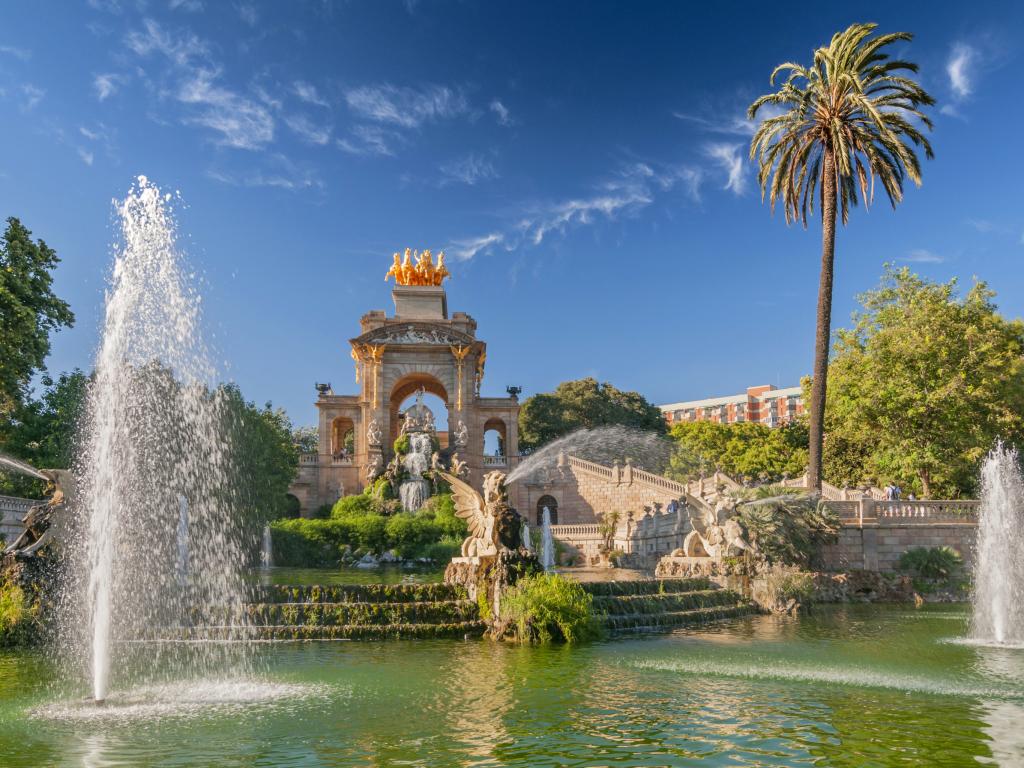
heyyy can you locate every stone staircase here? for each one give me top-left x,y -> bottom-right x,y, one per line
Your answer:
582,578 -> 756,633
174,583 -> 486,641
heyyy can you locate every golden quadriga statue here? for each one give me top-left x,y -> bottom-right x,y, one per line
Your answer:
385,248 -> 450,286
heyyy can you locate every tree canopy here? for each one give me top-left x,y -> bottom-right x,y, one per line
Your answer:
0,217 -> 74,415
667,420 -> 808,484
820,266 -> 1024,497
518,378 -> 665,450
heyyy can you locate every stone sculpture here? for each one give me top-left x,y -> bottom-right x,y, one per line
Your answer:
4,469 -> 74,557
366,418 -> 383,448
365,453 -> 384,484
440,470 -> 521,559
453,420 -> 469,448
384,248 -> 450,286
680,499 -> 755,558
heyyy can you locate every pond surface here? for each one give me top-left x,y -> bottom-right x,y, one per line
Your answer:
2,604 -> 1022,767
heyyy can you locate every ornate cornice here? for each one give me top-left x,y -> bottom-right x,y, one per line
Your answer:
351,322 -> 476,347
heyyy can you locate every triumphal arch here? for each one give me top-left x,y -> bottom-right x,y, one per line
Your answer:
290,249 -> 520,514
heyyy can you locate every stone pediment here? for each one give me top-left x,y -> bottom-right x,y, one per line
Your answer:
352,322 -> 475,347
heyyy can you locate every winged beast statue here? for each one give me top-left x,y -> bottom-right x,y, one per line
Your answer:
439,470 -> 522,558
681,498 -> 755,558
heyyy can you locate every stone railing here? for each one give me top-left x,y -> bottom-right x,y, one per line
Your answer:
630,466 -> 689,497
483,456 -> 508,467
550,523 -> 601,537
0,495 -> 35,541
299,453 -> 319,465
873,499 -> 979,524
566,455 -> 613,480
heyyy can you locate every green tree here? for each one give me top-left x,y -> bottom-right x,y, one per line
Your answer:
667,420 -> 807,483
292,425 -> 319,454
823,266 -> 1024,497
749,23 -> 935,490
217,384 -> 300,523
0,218 -> 74,415
518,377 -> 665,450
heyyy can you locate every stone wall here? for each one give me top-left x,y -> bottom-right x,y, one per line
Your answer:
821,523 -> 977,572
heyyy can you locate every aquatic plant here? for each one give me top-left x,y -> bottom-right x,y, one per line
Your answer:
500,573 -> 601,643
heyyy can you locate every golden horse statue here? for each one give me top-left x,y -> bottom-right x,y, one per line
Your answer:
384,248 -> 451,286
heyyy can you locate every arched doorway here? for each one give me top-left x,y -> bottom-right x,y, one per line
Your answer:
330,416 -> 355,459
483,417 -> 507,458
536,495 -> 558,526
389,373 -> 450,446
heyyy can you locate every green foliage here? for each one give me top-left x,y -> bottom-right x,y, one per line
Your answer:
518,377 -> 665,450
393,434 -> 410,455
898,546 -> 963,579
0,581 -> 38,648
0,369 -> 87,497
501,573 -> 601,643
0,217 -> 75,416
821,266 -> 1024,497
216,383 -> 299,524
278,492 -> 467,565
736,494 -> 840,568
667,421 -> 808,483
764,568 -> 815,605
292,425 -> 319,454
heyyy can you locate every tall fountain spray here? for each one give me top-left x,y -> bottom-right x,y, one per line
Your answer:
261,524 -> 274,570
69,176 -> 250,703
540,507 -> 555,571
521,520 -> 532,552
176,495 -> 189,586
971,443 -> 1024,646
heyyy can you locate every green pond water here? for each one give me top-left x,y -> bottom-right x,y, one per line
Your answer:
2,604 -> 1022,767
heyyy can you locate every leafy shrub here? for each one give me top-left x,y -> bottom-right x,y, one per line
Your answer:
393,434 -> 410,455
0,582 -> 38,648
764,567 -> 815,605
898,546 -> 963,579
272,493 -> 467,566
310,504 -> 332,520
332,494 -> 374,518
501,573 -> 601,643
736,493 -> 840,567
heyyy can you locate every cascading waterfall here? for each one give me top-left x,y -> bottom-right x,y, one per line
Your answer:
66,176 -> 251,703
521,521 -> 531,552
971,442 -> 1024,645
261,524 -> 274,570
399,433 -> 432,512
540,507 -> 555,571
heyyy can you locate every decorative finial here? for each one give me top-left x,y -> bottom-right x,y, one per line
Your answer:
384,248 -> 450,286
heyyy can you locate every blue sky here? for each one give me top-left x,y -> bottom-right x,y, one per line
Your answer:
2,1 -> 1023,428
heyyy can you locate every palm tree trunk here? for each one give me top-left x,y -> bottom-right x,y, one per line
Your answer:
807,147 -> 838,492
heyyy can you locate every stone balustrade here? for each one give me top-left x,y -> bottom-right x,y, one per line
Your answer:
483,456 -> 508,467
299,453 -> 319,465
0,494 -> 34,541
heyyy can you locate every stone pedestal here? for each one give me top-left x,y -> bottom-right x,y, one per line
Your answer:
392,285 -> 448,320
444,549 -> 540,626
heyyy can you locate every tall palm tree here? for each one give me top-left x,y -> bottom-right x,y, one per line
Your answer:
748,23 -> 934,491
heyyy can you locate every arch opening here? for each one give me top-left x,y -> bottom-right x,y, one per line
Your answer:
389,373 -> 450,445
536,494 -> 558,526
483,417 -> 507,457
330,416 -> 355,459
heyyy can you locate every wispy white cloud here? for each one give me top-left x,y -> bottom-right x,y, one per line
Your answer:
293,80 -> 328,108
902,248 -> 945,264
125,19 -> 273,150
20,84 -> 44,111
87,0 -> 123,12
345,83 -> 469,128
236,2 -> 258,26
704,143 -> 745,195
93,73 -> 125,101
178,68 -> 274,149
284,114 -> 331,145
947,43 -> 976,99
126,18 -> 207,66
450,232 -> 504,261
169,0 -> 204,11
489,98 -> 512,126
77,147 -> 95,166
448,161 -> 695,261
207,154 -> 322,191
336,124 -> 398,157
0,45 -> 30,61
438,153 -> 497,186
674,103 -> 785,137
